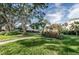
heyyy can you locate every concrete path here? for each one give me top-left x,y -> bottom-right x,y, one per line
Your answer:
0,37 -> 38,45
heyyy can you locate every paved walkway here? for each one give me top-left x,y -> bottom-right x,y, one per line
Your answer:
0,37 -> 38,45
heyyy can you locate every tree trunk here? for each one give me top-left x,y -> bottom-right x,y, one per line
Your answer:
76,31 -> 78,36
21,16 -> 27,35
2,14 -> 14,32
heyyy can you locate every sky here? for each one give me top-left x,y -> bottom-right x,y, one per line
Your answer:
44,3 -> 79,24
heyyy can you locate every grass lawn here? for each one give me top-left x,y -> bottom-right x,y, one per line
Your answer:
0,32 -> 37,41
0,33 -> 79,55
0,35 -> 17,41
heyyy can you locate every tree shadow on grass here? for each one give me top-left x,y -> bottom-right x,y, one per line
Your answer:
16,35 -> 79,47
61,35 -> 79,46
16,38 -> 46,47
13,35 -> 79,55
59,46 -> 79,55
43,35 -> 79,54
15,35 -> 59,47
62,39 -> 79,46
44,44 -> 79,55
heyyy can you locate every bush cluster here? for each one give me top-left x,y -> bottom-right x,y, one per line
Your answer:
5,30 -> 21,35
41,29 -> 61,39
62,30 -> 79,35
0,32 -> 6,35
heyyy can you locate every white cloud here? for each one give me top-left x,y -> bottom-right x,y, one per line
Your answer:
46,12 -> 63,24
45,4 -> 68,24
68,4 -> 79,19
55,3 -> 61,8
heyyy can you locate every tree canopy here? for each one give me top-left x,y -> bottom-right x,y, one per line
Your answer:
0,3 -> 48,34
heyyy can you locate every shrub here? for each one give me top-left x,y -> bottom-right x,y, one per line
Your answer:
5,30 -> 21,35
42,28 -> 61,39
41,24 -> 63,39
62,30 -> 79,35
0,32 -> 6,35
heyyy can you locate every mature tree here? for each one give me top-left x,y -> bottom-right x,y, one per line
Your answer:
0,3 -> 48,35
30,19 -> 50,30
0,3 -> 16,32
16,3 -> 48,34
70,21 -> 79,36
